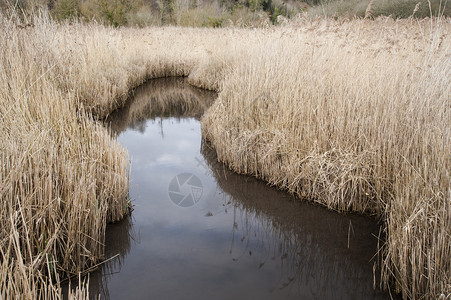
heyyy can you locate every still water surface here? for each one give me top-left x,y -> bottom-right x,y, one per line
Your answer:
91,78 -> 395,299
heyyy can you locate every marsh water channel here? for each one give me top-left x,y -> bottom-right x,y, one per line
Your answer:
86,78 -> 395,299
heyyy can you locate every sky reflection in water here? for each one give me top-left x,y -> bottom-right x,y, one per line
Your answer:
90,78 -> 395,300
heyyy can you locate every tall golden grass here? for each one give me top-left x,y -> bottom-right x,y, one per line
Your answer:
0,10 -> 449,299
202,17 -> 451,299
0,10 -> 228,298
0,12 -> 130,298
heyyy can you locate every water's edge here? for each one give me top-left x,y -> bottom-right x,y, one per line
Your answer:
68,78 -> 397,299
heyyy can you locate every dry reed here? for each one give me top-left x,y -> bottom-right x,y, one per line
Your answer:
0,10 -> 230,299
0,12 -> 129,298
202,17 -> 451,299
1,10 -> 449,299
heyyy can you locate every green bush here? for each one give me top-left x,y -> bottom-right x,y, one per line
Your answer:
52,0 -> 80,20
306,0 -> 450,18
372,0 -> 450,18
96,0 -> 132,27
203,16 -> 224,27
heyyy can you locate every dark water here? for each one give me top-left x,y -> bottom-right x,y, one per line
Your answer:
86,78 -> 395,299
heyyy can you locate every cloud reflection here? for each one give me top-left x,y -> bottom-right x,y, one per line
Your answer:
86,78 -> 396,300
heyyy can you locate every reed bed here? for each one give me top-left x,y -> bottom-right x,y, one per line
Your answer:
0,11 -> 228,298
202,18 -> 451,299
0,13 -> 131,298
0,11 -> 449,299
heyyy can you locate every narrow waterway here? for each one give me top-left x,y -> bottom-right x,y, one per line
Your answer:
88,77 -> 395,299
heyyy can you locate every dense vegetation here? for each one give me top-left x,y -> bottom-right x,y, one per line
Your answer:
0,1 -> 449,299
1,0 -> 450,27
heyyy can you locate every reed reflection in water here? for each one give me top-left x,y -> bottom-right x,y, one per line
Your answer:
86,78 -> 396,300
201,143 -> 392,299
106,77 -> 216,135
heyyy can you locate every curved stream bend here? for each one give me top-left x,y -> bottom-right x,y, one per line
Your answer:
86,78 -> 395,300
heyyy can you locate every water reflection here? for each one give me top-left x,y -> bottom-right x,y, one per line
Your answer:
107,77 -> 216,135
88,216 -> 134,299
201,142 -> 390,298
84,78 -> 395,299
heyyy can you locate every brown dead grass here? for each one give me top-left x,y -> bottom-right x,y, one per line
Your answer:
1,11 -> 449,299
202,17 -> 451,299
